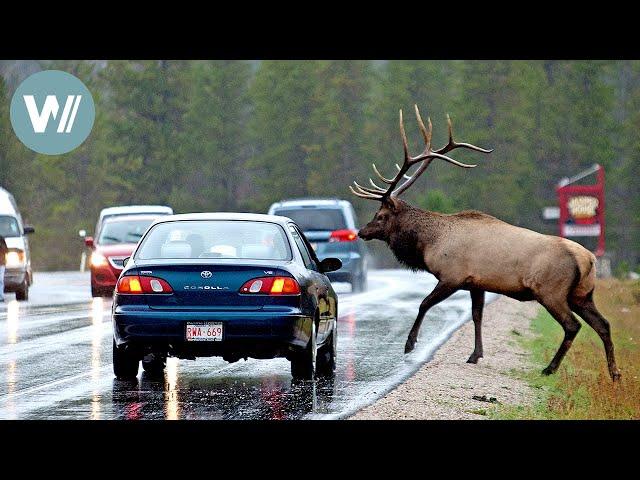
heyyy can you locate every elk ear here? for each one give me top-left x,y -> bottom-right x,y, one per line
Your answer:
383,196 -> 401,212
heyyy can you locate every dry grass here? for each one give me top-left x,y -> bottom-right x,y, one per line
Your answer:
495,278 -> 640,419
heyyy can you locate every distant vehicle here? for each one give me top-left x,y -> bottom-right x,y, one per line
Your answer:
86,214 -> 163,297
92,205 -> 173,241
0,187 -> 35,301
268,198 -> 368,292
111,213 -> 340,380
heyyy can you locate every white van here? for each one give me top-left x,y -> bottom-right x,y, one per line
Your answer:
0,187 -> 35,301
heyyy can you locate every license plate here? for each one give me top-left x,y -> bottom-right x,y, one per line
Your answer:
185,322 -> 223,342
310,242 -> 318,251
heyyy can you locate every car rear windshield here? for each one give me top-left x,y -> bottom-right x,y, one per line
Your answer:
0,215 -> 20,238
135,220 -> 292,261
98,219 -> 155,245
274,208 -> 347,231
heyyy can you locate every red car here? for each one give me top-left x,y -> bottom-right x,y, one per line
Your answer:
85,215 -> 162,297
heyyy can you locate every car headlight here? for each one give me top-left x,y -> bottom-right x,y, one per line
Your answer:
5,251 -> 25,268
90,252 -> 108,267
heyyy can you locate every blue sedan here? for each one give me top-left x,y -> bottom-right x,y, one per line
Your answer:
112,213 -> 341,380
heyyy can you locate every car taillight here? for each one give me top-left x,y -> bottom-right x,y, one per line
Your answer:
239,276 -> 300,295
116,275 -> 173,294
329,229 -> 358,242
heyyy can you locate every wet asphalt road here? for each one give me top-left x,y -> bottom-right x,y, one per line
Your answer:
0,270 -> 495,420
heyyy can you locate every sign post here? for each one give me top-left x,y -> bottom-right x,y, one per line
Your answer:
556,164 -> 605,257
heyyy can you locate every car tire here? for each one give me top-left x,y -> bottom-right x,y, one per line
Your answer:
291,320 -> 317,380
92,285 -> 113,298
113,338 -> 139,379
317,321 -> 337,377
142,356 -> 166,377
15,280 -> 28,301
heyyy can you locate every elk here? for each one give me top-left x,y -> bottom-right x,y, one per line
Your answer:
350,105 -> 621,381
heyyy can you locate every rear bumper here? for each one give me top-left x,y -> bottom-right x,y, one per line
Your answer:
113,306 -> 314,360
321,252 -> 364,282
3,267 -> 27,290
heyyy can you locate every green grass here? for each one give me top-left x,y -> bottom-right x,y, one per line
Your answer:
491,279 -> 640,419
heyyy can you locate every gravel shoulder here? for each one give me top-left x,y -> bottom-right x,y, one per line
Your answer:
350,296 -> 541,420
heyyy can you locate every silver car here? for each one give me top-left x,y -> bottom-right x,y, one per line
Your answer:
1,187 -> 35,301
268,198 -> 368,292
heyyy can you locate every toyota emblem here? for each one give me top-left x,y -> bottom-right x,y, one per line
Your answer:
201,270 -> 212,279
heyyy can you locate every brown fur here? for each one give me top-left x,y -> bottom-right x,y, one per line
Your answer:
358,197 -> 621,381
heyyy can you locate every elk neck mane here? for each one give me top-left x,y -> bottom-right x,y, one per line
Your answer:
387,204 -> 443,272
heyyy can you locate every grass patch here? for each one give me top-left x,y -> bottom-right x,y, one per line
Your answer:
468,409 -> 488,416
492,278 -> 640,419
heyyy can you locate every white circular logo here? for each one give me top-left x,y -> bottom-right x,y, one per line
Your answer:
10,70 -> 95,155
201,271 -> 212,279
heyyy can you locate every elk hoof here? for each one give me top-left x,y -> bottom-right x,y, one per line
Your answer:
404,337 -> 416,354
611,370 -> 622,382
541,366 -> 555,376
466,354 -> 482,364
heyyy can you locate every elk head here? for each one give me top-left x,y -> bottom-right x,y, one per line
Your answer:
351,105 -> 493,242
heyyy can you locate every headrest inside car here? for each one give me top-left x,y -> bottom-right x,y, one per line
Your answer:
161,241 -> 192,258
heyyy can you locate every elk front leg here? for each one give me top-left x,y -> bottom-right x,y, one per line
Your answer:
405,282 -> 457,354
467,289 -> 485,364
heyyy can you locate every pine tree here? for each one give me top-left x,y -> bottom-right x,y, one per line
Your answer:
248,61 -> 320,209
170,60 -> 252,212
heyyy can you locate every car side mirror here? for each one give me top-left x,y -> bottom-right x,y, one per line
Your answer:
23,225 -> 35,235
84,236 -> 94,248
122,257 -> 130,267
319,257 -> 342,273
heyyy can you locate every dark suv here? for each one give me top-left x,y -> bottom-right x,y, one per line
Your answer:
268,198 -> 368,292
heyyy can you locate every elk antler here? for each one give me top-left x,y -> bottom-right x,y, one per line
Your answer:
349,105 -> 493,201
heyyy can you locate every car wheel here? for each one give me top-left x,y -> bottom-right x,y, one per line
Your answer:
317,320 -> 337,377
142,356 -> 166,377
291,320 -> 317,380
92,285 -> 113,298
15,280 -> 29,301
113,338 -> 140,379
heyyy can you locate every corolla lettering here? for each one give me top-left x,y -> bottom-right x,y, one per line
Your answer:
183,285 -> 229,290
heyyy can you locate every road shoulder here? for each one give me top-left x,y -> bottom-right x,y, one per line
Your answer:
350,296 -> 541,420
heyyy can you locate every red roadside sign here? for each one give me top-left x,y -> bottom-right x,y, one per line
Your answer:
556,164 -> 605,256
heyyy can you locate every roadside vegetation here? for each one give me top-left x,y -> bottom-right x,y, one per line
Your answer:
493,278 -> 640,419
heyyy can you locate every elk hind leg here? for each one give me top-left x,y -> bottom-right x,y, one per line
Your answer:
571,296 -> 621,381
467,289 -> 485,364
540,301 -> 581,376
